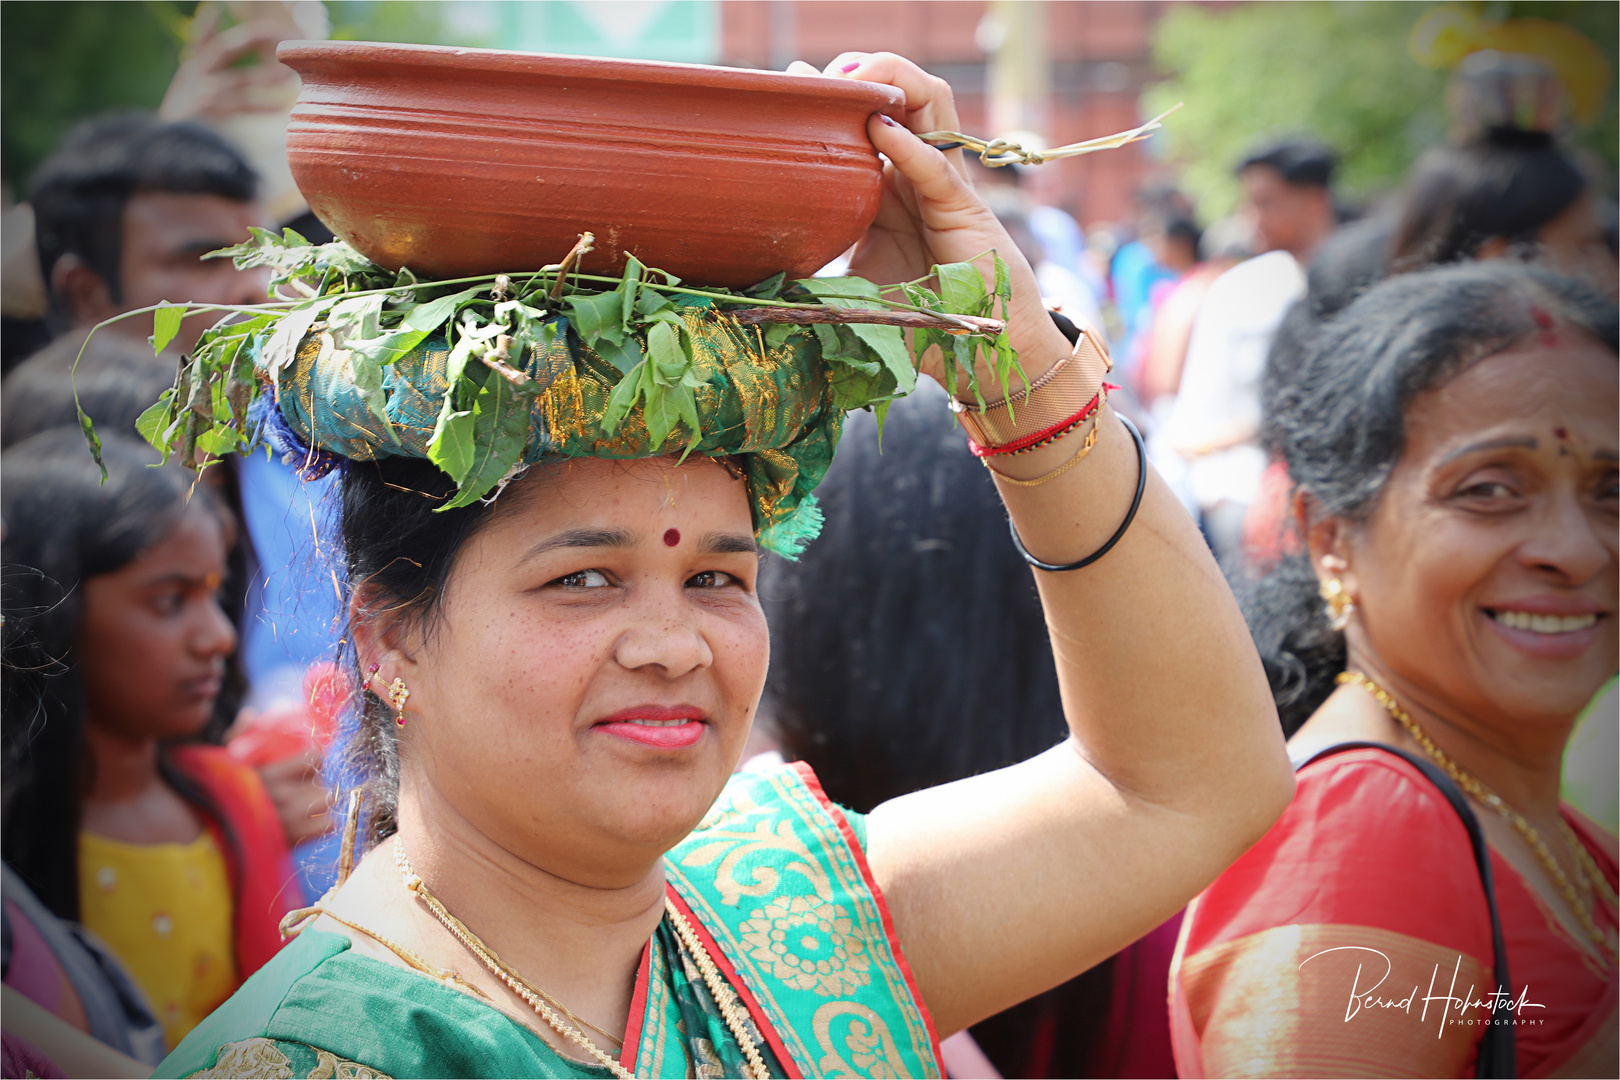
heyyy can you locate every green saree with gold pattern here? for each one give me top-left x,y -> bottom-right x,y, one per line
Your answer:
156,764 -> 942,1079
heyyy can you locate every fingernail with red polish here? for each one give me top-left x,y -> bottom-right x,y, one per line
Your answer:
840,60 -> 861,73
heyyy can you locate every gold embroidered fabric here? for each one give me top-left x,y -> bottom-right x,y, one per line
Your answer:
279,304 -> 839,556
186,1038 -> 392,1079
1177,922 -> 1490,1079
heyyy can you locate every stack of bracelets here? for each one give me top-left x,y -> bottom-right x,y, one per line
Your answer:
949,314 -> 1147,572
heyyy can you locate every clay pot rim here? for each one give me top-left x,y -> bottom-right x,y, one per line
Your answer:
277,39 -> 907,110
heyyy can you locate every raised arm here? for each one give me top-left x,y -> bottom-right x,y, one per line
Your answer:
822,52 -> 1295,1036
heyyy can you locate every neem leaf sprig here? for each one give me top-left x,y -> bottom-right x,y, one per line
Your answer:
77,229 -> 1019,509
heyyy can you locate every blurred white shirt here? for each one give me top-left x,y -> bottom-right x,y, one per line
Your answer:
1161,250 -> 1305,511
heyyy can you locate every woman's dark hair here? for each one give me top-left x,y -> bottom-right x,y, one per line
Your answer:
1242,262 -> 1618,733
763,386 -> 1067,810
336,455 -> 504,844
1,430 -> 232,918
1390,133 -> 1587,272
1,339 -> 175,449
761,384 -> 1113,1077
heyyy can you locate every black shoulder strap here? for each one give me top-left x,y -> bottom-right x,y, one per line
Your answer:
1301,742 -> 1517,1079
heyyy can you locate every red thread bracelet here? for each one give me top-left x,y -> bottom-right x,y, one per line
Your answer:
967,383 -> 1119,458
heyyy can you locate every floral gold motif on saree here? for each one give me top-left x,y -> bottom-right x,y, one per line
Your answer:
740,895 -> 873,997
812,1002 -> 908,1080
187,1039 -> 391,1079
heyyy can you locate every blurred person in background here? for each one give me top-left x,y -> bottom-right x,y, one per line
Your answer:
1108,183 -> 1191,380
766,374 -> 1180,1080
2,432 -> 306,1051
1159,141 -> 1337,561
994,204 -> 1107,341
1391,126 -> 1615,297
1,334 -> 175,449
1248,51 -> 1615,570
1134,214 -> 1249,413
1175,262 -> 1617,1077
12,112 -> 344,882
25,113 -> 269,365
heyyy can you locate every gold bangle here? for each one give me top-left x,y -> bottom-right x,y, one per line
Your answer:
982,410 -> 1102,487
949,327 -> 1112,449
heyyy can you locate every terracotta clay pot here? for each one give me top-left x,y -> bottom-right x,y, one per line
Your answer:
277,41 -> 904,289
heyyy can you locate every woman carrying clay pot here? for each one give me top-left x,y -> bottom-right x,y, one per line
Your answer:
1173,262 -> 1617,1077
157,53 -> 1292,1079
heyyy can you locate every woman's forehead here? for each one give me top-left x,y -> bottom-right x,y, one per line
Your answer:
1404,336 -> 1617,457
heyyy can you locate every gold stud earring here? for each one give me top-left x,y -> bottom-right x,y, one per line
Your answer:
1319,577 -> 1356,632
388,676 -> 411,727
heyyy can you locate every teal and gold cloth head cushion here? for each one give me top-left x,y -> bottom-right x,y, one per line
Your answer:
269,300 -> 840,557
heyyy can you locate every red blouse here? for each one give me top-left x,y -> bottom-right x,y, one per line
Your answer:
1170,748 -> 1617,1078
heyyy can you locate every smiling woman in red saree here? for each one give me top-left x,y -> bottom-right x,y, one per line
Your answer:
1171,262 -> 1618,1079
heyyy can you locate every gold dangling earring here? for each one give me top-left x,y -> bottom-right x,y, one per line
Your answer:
1319,577 -> 1356,632
388,676 -> 411,727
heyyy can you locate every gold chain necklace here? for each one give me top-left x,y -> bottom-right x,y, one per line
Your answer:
1339,671 -> 1617,967
393,838 -> 769,1080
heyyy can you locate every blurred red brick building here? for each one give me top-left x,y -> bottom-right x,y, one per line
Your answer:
720,1 -> 1169,229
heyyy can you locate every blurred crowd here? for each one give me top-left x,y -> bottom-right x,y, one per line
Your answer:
1,5 -> 1616,1079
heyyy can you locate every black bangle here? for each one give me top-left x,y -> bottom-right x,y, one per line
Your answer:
1008,414 -> 1147,572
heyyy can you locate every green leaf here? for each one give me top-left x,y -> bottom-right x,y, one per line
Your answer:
763,323 -> 798,350
847,323 -> 916,394
600,360 -> 649,437
151,303 -> 184,354
933,262 -> 989,317
348,351 -> 398,442
439,374 -> 532,509
794,276 -> 885,306
646,320 -> 689,384
136,388 -> 177,450
427,396 -> 477,482
634,288 -> 674,317
619,255 -> 644,331
196,427 -> 242,455
643,382 -> 677,449
992,251 -> 1013,311
745,271 -> 787,299
444,316 -> 483,392
400,284 -> 487,334
353,326 -> 432,368
827,356 -> 892,413
566,290 -> 627,347
76,403 -> 107,481
259,300 -> 329,384
593,334 -> 643,375
812,323 -> 841,357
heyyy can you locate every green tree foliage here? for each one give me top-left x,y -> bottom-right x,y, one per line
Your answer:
1144,2 -> 1449,216
2,1 -> 196,192
1144,1 -> 1617,218
1,1 -> 474,194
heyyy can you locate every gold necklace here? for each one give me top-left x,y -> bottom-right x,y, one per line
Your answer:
393,838 -> 769,1080
1339,671 -> 1617,967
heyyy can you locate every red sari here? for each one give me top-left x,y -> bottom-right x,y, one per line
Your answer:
1170,747 -> 1617,1078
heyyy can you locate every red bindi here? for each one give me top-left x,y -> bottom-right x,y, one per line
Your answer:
663,528 -> 681,547
1554,427 -> 1569,440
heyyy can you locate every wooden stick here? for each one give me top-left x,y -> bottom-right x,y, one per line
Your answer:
725,306 -> 1003,335
549,232 -> 596,301
480,336 -> 535,389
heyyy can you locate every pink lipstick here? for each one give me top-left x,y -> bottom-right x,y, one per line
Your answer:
593,705 -> 707,750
